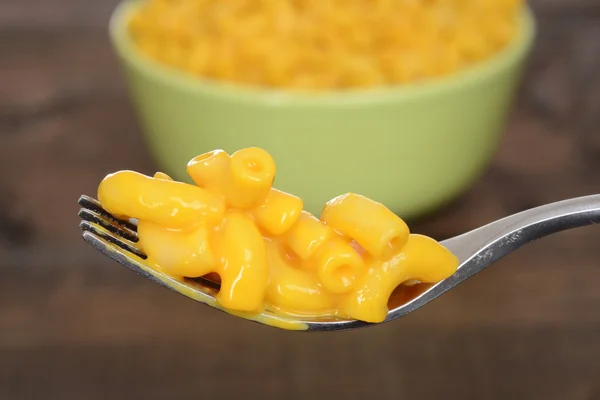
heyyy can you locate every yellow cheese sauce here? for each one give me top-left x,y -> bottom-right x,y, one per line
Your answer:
98,147 -> 458,323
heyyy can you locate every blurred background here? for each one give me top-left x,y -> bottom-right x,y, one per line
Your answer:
1,0 -> 599,399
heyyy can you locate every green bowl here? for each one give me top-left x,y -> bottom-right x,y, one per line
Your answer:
109,1 -> 535,218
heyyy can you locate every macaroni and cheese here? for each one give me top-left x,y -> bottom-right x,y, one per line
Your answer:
98,147 -> 459,323
128,0 -> 523,91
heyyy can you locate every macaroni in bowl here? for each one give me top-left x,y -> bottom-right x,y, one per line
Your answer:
127,0 -> 523,91
98,148 -> 459,323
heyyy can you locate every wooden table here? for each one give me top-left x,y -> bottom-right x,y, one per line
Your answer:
1,1 -> 599,399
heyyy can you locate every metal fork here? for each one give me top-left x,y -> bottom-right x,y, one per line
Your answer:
78,194 -> 600,332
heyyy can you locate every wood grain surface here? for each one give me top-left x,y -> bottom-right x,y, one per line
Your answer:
0,1 -> 599,399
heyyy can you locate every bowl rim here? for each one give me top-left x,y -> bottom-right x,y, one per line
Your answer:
109,0 -> 536,107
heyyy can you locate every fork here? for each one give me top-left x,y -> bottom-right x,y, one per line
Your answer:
78,194 -> 600,332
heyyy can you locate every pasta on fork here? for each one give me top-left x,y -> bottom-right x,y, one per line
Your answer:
97,147 -> 459,323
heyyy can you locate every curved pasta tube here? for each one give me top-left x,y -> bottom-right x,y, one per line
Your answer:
314,237 -> 365,294
98,170 -> 225,229
186,149 -> 231,194
400,235 -> 460,283
339,234 -> 459,323
285,211 -> 334,261
252,188 -> 303,236
187,148 -> 276,209
265,240 -> 334,311
138,221 -> 217,278
215,212 -> 269,312
229,147 -> 276,208
321,193 -> 409,257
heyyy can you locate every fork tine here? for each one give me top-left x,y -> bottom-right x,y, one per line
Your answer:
78,195 -> 138,231
78,201 -> 223,291
79,220 -> 146,259
81,230 -> 177,291
78,208 -> 138,242
81,226 -> 223,293
81,229 -> 232,312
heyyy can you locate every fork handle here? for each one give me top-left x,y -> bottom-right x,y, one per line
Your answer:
386,195 -> 600,323
442,194 -> 600,269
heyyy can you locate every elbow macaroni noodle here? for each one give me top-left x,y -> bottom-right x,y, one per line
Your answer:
128,0 -> 523,91
98,147 -> 459,323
